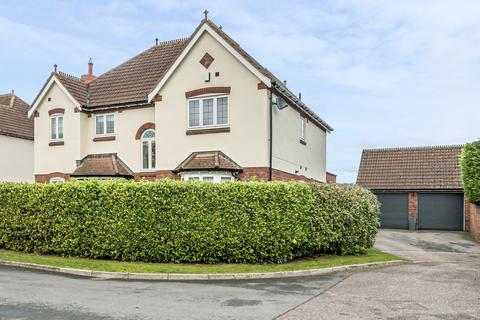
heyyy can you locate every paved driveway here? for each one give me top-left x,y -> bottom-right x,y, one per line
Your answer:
281,230 -> 480,319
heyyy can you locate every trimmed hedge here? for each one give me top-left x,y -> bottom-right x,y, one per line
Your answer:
462,140 -> 480,204
0,180 -> 379,263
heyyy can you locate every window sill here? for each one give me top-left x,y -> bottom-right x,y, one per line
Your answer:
93,136 -> 116,142
140,170 -> 156,174
299,139 -> 307,146
49,141 -> 64,146
186,127 -> 230,135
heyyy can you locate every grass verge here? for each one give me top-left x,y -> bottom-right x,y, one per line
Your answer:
0,249 -> 401,274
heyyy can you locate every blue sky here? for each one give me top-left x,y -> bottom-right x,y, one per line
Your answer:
1,1 -> 479,182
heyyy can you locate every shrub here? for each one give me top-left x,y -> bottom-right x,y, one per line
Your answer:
462,140 -> 480,204
0,180 -> 379,263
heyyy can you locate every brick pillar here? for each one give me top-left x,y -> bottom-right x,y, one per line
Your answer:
464,197 -> 471,232
408,192 -> 418,230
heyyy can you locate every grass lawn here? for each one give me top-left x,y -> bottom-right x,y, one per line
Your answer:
0,249 -> 401,274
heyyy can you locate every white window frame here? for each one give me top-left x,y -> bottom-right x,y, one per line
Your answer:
95,113 -> 115,136
187,94 -> 229,129
50,114 -> 64,141
50,177 -> 65,183
300,115 -> 306,141
180,171 -> 234,183
140,129 -> 156,172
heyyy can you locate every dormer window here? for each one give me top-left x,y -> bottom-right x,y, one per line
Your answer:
50,114 -> 64,141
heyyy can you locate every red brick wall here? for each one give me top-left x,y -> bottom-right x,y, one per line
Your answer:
35,172 -> 70,183
238,167 -> 318,182
467,202 -> 480,241
155,170 -> 180,180
326,172 -> 337,183
35,168 -> 319,183
408,192 -> 418,226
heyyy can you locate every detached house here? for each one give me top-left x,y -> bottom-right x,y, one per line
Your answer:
28,16 -> 332,183
0,92 -> 34,182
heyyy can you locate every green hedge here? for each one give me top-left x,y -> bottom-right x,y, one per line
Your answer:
462,140 -> 480,204
0,180 -> 379,263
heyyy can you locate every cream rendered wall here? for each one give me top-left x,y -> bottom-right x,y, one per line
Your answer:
271,94 -> 327,182
155,31 -> 269,170
81,107 -> 155,172
0,135 -> 34,182
34,83 -> 81,175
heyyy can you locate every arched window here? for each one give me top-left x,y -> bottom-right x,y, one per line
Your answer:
141,129 -> 155,171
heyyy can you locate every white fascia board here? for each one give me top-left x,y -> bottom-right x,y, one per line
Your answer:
28,76 -> 82,118
147,24 -> 271,102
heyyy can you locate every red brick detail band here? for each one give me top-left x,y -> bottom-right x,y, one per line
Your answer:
185,87 -> 231,98
35,172 -> 70,183
93,136 -> 116,142
239,167 -> 318,182
48,108 -> 65,115
186,127 -> 230,135
135,123 -> 156,140
257,82 -> 267,90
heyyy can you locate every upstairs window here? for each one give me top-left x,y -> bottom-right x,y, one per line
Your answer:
188,96 -> 229,129
300,115 -> 306,141
50,114 -> 64,141
96,114 -> 115,135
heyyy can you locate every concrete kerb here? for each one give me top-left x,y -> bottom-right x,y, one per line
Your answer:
0,259 -> 406,281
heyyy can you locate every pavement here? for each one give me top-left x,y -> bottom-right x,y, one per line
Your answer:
1,230 -> 479,319
280,230 -> 480,319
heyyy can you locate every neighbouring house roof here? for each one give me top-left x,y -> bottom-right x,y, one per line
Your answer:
356,145 -> 464,191
29,18 -> 332,131
174,151 -> 243,173
0,92 -> 34,140
71,153 -> 134,178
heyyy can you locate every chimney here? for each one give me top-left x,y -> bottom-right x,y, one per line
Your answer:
298,92 -> 302,101
81,58 -> 96,84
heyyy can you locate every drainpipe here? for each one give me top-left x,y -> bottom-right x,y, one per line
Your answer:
268,82 -> 274,181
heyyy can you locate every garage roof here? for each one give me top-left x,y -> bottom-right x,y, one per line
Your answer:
356,145 -> 464,191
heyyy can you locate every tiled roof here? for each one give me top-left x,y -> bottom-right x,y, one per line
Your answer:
356,145 -> 464,191
35,19 -> 331,131
71,153 -> 134,178
0,93 -> 34,140
55,72 -> 88,105
174,151 -> 242,172
87,38 -> 188,107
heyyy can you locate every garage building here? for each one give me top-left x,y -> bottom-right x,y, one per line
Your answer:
356,145 -> 473,231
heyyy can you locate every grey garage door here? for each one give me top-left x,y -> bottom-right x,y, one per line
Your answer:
418,193 -> 464,230
376,193 -> 409,229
